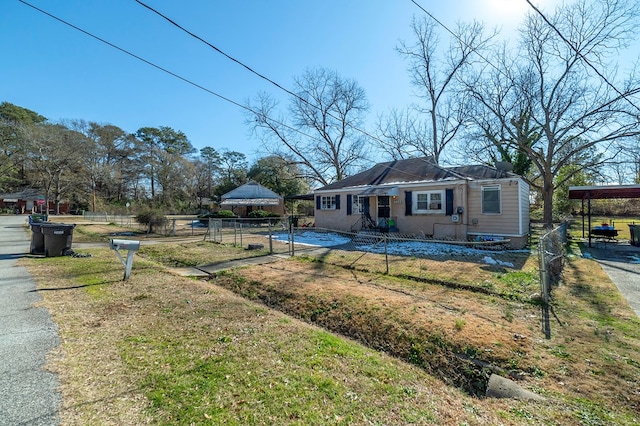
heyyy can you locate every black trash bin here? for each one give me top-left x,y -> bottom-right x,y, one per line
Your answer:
30,223 -> 46,255
629,224 -> 640,247
40,223 -> 76,257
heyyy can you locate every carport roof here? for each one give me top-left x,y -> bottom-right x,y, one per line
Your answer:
568,184 -> 640,200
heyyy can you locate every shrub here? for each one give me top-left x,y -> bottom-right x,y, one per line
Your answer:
213,210 -> 236,218
135,209 -> 167,233
247,210 -> 281,218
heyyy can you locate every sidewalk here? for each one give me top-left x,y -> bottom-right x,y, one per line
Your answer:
0,216 -> 60,426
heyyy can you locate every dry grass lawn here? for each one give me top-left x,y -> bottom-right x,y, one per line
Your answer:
20,222 -> 640,425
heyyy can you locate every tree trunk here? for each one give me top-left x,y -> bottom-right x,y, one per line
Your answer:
542,179 -> 554,228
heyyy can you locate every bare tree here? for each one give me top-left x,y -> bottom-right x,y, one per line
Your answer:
375,108 -> 429,160
25,124 -> 92,214
249,68 -> 369,186
464,0 -> 640,225
381,18 -> 493,163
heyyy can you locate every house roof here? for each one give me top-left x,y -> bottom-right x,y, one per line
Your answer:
316,158 -> 517,191
0,188 -> 43,201
220,181 -> 283,206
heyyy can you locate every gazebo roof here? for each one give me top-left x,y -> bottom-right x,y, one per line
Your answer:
220,181 -> 282,206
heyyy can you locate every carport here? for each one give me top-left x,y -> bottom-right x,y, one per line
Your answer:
568,184 -> 640,247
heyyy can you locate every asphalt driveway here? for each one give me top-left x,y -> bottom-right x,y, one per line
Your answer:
0,215 -> 60,426
582,242 -> 640,318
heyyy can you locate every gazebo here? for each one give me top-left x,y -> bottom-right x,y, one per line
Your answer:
568,184 -> 640,247
219,181 -> 284,217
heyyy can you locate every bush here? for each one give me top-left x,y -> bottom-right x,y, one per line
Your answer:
247,210 -> 281,219
135,209 -> 167,233
213,210 -> 236,218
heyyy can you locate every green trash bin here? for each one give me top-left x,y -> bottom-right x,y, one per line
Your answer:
30,223 -> 46,255
629,224 -> 640,247
41,223 -> 75,257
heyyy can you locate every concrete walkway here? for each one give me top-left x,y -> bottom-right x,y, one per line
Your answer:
0,216 -> 60,426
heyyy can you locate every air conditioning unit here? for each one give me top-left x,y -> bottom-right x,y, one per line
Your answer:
451,214 -> 460,223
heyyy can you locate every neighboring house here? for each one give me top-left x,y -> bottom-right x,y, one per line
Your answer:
314,157 -> 530,248
0,188 -> 70,214
219,181 -> 285,217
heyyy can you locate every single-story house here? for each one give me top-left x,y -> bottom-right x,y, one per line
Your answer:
314,157 -> 530,248
219,181 -> 285,217
0,188 -> 70,214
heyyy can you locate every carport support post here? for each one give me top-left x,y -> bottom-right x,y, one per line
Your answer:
588,192 -> 592,248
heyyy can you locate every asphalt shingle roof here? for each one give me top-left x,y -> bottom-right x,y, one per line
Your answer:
317,158 -> 516,191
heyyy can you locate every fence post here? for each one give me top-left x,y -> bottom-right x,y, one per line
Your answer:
384,235 -> 389,274
268,220 -> 273,254
290,221 -> 295,257
172,219 -> 176,236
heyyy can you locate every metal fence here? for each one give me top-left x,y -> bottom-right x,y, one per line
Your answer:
264,228 -> 535,296
82,212 -> 134,227
80,213 -> 568,337
538,221 -> 567,302
538,221 -> 568,339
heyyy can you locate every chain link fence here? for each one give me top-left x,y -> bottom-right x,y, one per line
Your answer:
261,228 -> 536,299
81,213 -> 571,338
537,220 -> 568,339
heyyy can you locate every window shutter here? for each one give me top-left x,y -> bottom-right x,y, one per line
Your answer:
346,194 -> 352,215
335,194 -> 341,209
446,189 -> 454,216
316,196 -> 321,210
405,191 -> 412,216
363,197 -> 370,214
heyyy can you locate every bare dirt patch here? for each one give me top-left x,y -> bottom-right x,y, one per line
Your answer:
216,260 -> 542,392
211,255 -> 640,422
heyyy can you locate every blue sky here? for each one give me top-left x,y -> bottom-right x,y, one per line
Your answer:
3,0 -> 563,162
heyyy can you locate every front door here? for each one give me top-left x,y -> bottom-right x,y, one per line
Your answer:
377,196 -> 390,218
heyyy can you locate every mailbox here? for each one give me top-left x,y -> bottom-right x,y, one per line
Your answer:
109,239 -> 141,280
110,239 -> 141,251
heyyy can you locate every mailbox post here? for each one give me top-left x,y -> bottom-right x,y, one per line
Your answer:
110,239 -> 141,280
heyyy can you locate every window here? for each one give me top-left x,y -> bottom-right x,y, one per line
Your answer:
321,195 -> 336,210
352,195 -> 365,214
482,185 -> 501,214
412,190 -> 444,214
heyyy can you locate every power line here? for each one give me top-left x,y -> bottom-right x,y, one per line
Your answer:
524,0 -> 640,114
16,0 -> 329,152
133,0 -> 389,150
17,0 -> 456,184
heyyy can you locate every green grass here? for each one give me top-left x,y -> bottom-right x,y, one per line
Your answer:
24,235 -> 640,425
137,241 -> 269,267
119,327 -> 441,425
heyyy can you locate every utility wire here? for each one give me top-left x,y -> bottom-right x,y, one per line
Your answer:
411,0 -> 640,114
524,0 -> 640,114
17,0 -> 469,184
408,0 -> 504,77
16,0 -> 328,151
133,0 -> 390,150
